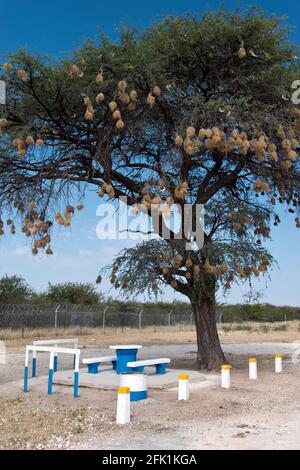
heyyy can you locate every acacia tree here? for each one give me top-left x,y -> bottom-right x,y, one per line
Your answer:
1,9 -> 300,368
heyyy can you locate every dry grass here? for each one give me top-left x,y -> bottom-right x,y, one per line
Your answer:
2,320 -> 300,351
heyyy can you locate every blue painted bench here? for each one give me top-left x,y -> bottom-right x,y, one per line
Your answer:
82,355 -> 117,374
127,358 -> 170,374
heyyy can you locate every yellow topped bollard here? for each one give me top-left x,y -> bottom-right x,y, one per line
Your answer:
178,373 -> 189,401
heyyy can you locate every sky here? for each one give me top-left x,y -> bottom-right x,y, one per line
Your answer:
0,0 -> 300,306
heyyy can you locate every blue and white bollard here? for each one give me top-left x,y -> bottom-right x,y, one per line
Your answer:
73,351 -> 80,398
48,350 -> 54,395
24,348 -> 29,392
32,349 -> 37,378
120,372 -> 147,401
54,352 -> 58,372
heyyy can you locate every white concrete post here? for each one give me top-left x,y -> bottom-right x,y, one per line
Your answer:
103,306 -> 108,330
116,387 -> 130,424
178,374 -> 189,400
249,358 -> 257,380
138,310 -> 143,330
168,310 -> 172,327
275,354 -> 282,373
221,364 -> 231,389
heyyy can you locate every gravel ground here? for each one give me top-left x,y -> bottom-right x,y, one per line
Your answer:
1,338 -> 300,450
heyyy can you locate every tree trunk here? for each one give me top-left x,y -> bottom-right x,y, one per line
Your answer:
192,299 -> 226,370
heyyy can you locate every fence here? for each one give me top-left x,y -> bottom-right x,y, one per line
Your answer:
0,303 -> 295,339
0,303 -> 195,337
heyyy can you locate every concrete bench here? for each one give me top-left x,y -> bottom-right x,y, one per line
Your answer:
82,355 -> 117,374
127,358 -> 170,375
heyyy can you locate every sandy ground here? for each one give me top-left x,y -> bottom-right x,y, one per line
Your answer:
1,322 -> 300,450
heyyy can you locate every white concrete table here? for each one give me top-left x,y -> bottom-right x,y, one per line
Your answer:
109,345 -> 142,374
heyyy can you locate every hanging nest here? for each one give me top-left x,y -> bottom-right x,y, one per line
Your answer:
153,85 -> 161,97
95,275 -> 102,284
112,109 -> 121,120
25,136 -> 35,146
129,90 -> 137,101
17,69 -> 27,81
162,266 -> 169,275
277,126 -> 286,140
45,246 -> 53,255
35,138 -> 44,146
95,93 -> 105,104
175,134 -> 184,146
118,80 -> 127,92
152,282 -> 158,291
3,62 -> 13,73
175,182 -> 189,200
69,65 -> 80,77
32,247 -> 38,255
0,118 -> 8,128
185,258 -> 193,268
116,119 -> 125,130
170,279 -> 178,289
106,184 -> 115,198
119,92 -> 130,105
85,107 -> 94,121
172,255 -> 182,269
186,126 -> 196,138
109,101 -> 118,112
146,94 -> 155,108
64,205 -> 75,219
95,73 -> 104,84
127,101 -> 136,111
76,203 -> 84,210
238,45 -> 246,59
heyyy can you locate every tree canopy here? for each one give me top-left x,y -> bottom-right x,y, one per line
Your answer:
1,8 -> 300,368
0,274 -> 33,303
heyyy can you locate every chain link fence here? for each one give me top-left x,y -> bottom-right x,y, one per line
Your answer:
0,303 -> 196,338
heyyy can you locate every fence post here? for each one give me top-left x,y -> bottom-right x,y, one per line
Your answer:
138,309 -> 143,330
103,306 -> 109,330
54,304 -> 61,335
168,310 -> 173,327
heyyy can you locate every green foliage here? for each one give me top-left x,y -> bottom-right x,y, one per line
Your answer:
45,282 -> 104,305
0,274 -> 33,303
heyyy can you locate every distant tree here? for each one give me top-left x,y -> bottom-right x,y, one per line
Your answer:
45,282 -> 103,305
0,274 -> 34,303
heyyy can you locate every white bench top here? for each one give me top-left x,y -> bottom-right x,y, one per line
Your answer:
82,355 -> 116,364
110,345 -> 142,350
33,339 -> 78,345
127,358 -> 170,367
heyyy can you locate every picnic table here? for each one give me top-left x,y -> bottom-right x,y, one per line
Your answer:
109,345 -> 142,374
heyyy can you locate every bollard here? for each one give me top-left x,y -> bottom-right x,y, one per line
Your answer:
24,347 -> 29,392
73,351 -> 80,398
32,349 -> 37,378
178,374 -> 189,401
48,350 -> 55,395
275,354 -> 282,373
116,387 -> 130,424
249,358 -> 257,380
221,364 -> 231,389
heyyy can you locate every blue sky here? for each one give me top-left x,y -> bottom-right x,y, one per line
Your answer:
0,0 -> 300,306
